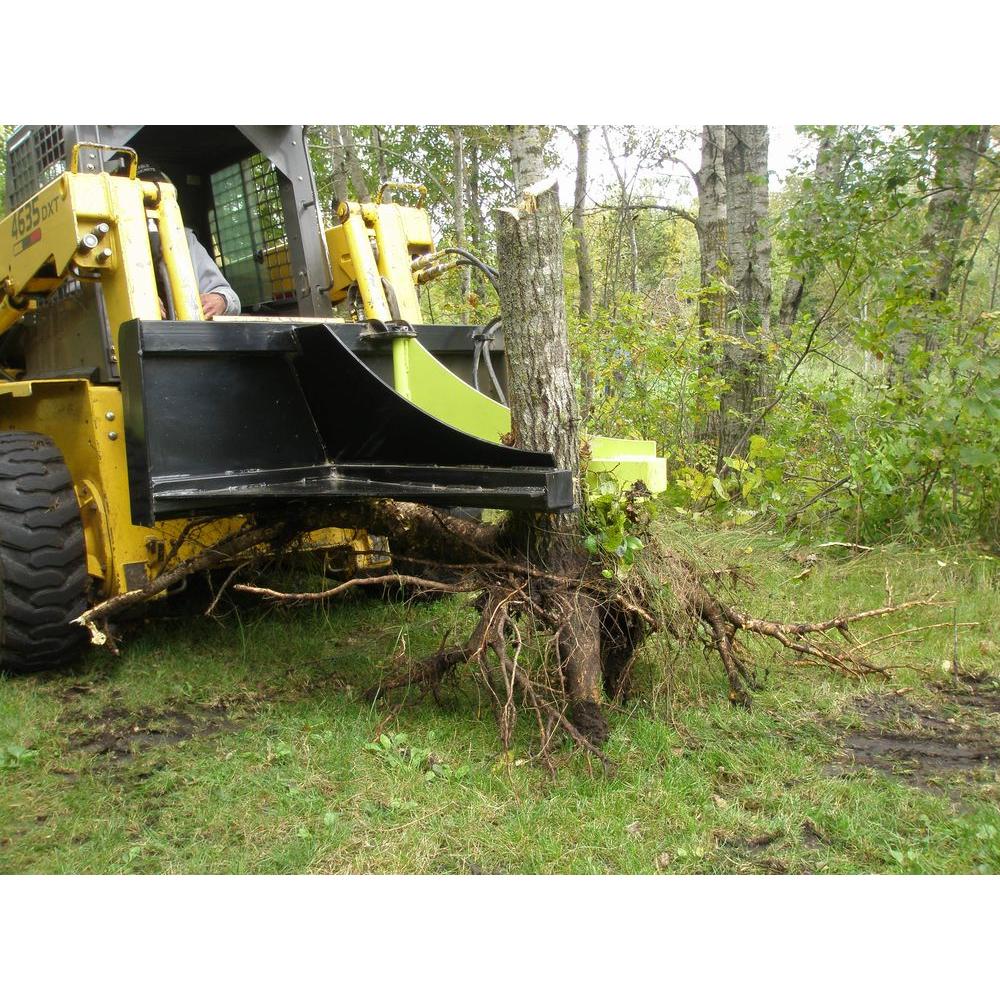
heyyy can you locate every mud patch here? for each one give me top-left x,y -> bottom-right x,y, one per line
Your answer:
64,701 -> 240,762
932,672 -> 1000,715
836,687 -> 1000,790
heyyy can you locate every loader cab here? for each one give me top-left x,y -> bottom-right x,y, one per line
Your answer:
2,125 -> 333,380
114,126 -> 332,318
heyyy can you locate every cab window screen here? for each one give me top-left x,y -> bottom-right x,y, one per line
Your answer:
208,154 -> 293,308
7,126 -> 66,211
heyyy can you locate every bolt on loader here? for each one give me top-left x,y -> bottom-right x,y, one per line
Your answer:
0,125 -> 665,672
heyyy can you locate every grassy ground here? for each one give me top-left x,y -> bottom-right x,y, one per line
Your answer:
2,534 -> 998,874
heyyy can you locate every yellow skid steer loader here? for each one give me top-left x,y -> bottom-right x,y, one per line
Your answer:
0,125 -> 664,673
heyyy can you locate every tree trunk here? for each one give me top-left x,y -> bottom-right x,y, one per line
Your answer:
695,125 -> 728,339
693,125 -> 729,446
373,126 -> 392,202
507,125 -> 546,194
572,125 -> 595,321
717,125 -> 771,469
496,130 -> 605,740
779,132 -> 842,332
326,126 -> 350,208
923,125 -> 991,301
451,127 -> 471,321
339,125 -> 371,202
467,136 -> 487,299
892,125 -> 990,371
572,125 -> 596,420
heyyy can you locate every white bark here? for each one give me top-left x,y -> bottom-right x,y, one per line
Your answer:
339,125 -> 371,202
451,127 -> 471,319
695,125 -> 728,335
507,126 -> 546,195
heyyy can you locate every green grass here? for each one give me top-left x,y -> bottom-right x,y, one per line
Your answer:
1,538 -> 998,874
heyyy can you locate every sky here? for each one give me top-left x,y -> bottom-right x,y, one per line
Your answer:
552,125 -> 813,212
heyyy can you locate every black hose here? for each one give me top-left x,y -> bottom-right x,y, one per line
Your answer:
434,246 -> 501,294
471,316 -> 506,405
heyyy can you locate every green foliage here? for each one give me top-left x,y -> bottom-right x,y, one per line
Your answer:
569,124 -> 999,546
364,731 -> 469,782
847,344 -> 1000,544
581,475 -> 647,577
667,434 -> 787,521
0,744 -> 37,770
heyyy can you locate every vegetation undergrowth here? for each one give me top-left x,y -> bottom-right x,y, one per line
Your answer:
2,536 -> 996,874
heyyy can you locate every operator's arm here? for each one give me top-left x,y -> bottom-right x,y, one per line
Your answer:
185,230 -> 241,317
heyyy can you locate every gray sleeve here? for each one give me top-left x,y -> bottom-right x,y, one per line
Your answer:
185,230 -> 242,315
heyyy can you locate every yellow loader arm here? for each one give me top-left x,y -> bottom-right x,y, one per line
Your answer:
1,144 -> 204,352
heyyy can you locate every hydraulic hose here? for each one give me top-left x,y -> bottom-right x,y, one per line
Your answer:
413,247 -> 501,295
471,315 -> 506,405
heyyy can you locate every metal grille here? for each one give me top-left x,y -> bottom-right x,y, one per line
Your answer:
208,154 -> 292,308
7,126 -> 66,210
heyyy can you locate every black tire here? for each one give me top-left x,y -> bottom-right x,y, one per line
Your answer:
0,432 -> 88,674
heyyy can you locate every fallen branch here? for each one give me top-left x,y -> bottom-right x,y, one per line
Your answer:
233,573 -> 469,603
851,620 -> 980,652
74,522 -> 286,646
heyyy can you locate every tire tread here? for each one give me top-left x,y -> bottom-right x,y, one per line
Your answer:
0,432 -> 88,674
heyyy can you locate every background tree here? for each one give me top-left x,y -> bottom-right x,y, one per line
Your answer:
716,125 -> 772,468
449,127 -> 471,321
695,125 -> 728,340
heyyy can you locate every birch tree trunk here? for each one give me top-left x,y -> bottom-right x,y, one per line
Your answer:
572,125 -> 596,420
496,127 -> 605,741
692,126 -> 729,445
451,127 -> 471,321
695,125 -> 728,338
339,125 -> 371,202
326,126 -> 350,208
923,125 -> 991,301
572,125 -> 595,320
507,125 -> 546,194
717,125 -> 771,468
892,125 -> 990,370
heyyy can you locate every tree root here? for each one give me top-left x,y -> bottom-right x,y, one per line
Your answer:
73,498 -> 935,770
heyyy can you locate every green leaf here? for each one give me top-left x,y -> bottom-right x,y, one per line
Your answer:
958,445 -> 997,468
748,435 -> 768,459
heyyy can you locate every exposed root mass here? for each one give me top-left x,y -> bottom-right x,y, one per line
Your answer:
76,500 -> 935,768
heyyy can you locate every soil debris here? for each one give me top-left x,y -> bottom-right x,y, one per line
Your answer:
801,818 -> 828,847
64,702 -> 239,762
835,686 -> 1000,791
